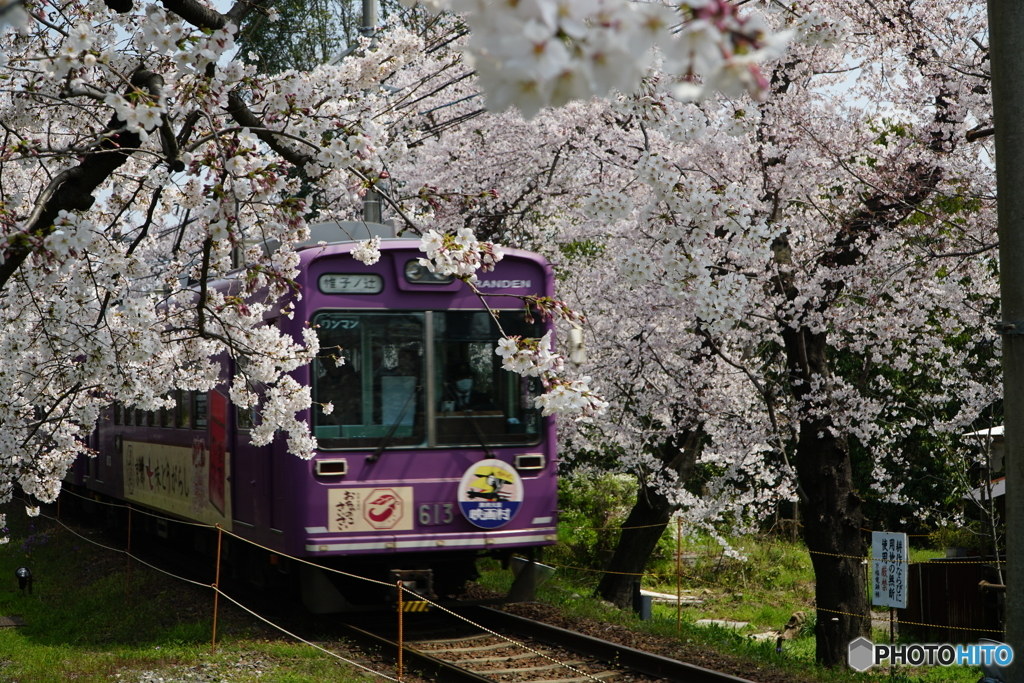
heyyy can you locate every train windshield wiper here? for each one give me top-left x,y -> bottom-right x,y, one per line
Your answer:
366,386 -> 418,463
440,383 -> 497,458
463,409 -> 497,459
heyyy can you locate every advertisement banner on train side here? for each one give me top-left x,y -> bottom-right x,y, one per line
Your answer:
122,439 -> 233,529
328,487 -> 415,533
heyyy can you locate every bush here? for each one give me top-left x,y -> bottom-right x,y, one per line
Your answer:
928,524 -> 994,554
554,468 -> 637,570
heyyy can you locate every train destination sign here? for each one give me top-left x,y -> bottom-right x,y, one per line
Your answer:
458,459 -> 523,529
319,273 -> 383,294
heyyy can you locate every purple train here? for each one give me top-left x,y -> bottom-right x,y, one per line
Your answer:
69,224 -> 559,611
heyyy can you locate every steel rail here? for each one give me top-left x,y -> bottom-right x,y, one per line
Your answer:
463,606 -> 760,683
337,620 -> 496,683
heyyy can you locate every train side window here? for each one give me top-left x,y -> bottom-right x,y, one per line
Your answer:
193,392 -> 208,429
237,404 -> 255,431
135,408 -> 145,426
147,410 -> 156,427
176,390 -> 191,428
113,402 -> 122,425
124,406 -> 133,426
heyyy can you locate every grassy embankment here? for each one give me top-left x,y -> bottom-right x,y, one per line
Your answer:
0,508 -> 368,683
0,478 -> 992,683
523,469 -> 989,683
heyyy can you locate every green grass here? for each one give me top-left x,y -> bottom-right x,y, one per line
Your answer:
0,497 -> 994,683
521,559 -> 986,682
544,470 -> 991,681
0,510 -> 372,683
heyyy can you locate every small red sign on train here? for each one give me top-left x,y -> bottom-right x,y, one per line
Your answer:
363,488 -> 404,529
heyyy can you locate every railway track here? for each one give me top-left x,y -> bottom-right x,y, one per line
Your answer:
51,508 -> 761,683
337,606 -> 760,683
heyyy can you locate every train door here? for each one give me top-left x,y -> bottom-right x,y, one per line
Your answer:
228,385 -> 271,530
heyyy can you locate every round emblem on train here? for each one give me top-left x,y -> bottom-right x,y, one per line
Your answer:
458,459 -> 523,529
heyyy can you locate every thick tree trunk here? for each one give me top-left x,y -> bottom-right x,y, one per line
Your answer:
595,483 -> 674,607
767,156 -> 942,665
794,411 -> 870,663
597,428 -> 701,607
779,322 -> 870,665
777,282 -> 872,666
798,431 -> 870,667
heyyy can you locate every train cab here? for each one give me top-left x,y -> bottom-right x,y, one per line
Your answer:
74,224 -> 560,612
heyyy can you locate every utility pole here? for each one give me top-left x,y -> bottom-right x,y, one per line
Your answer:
362,0 -> 377,41
361,0 -> 383,225
987,2 -> 1024,679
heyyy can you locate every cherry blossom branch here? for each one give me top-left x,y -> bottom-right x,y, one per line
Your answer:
20,382 -> 82,449
0,67 -> 183,287
344,166 -> 423,235
408,228 -> 606,419
226,92 -> 318,169
196,235 -> 213,339
966,127 -> 995,142
223,95 -> 422,234
160,0 -> 260,31
697,326 -> 808,503
924,243 -> 998,259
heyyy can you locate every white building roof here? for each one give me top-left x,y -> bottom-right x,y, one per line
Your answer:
965,477 -> 1006,502
962,426 -> 1004,439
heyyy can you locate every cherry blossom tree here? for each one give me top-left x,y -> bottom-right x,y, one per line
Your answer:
0,0 -> 615,539
608,8 -> 994,662
0,0 -> 455,535
379,1 -> 998,667
0,0 -> 345,533
0,0 -> 1002,669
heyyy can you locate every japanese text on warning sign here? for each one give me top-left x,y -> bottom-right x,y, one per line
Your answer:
872,531 -> 908,609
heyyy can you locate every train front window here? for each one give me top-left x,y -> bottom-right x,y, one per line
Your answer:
313,312 -> 427,449
434,311 -> 544,446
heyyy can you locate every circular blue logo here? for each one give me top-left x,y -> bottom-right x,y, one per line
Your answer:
457,459 -> 523,529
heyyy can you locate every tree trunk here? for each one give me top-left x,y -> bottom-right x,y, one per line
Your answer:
597,428 -> 701,607
795,409 -> 871,664
768,155 -> 942,665
779,321 -> 871,665
596,482 -> 674,607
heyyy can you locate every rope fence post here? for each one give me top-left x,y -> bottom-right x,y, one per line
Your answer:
397,580 -> 404,682
126,504 -> 132,598
865,554 -> 871,609
676,517 -> 682,636
212,523 -> 223,654
889,608 -> 895,677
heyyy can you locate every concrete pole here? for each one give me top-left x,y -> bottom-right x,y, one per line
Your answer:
362,0 -> 377,39
361,0 -> 381,225
988,1 -> 1024,678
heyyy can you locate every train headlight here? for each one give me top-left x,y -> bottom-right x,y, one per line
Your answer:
404,260 -> 454,284
515,453 -> 545,471
315,459 -> 348,477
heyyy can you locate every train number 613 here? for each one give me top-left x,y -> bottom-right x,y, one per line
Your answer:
419,503 -> 455,526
